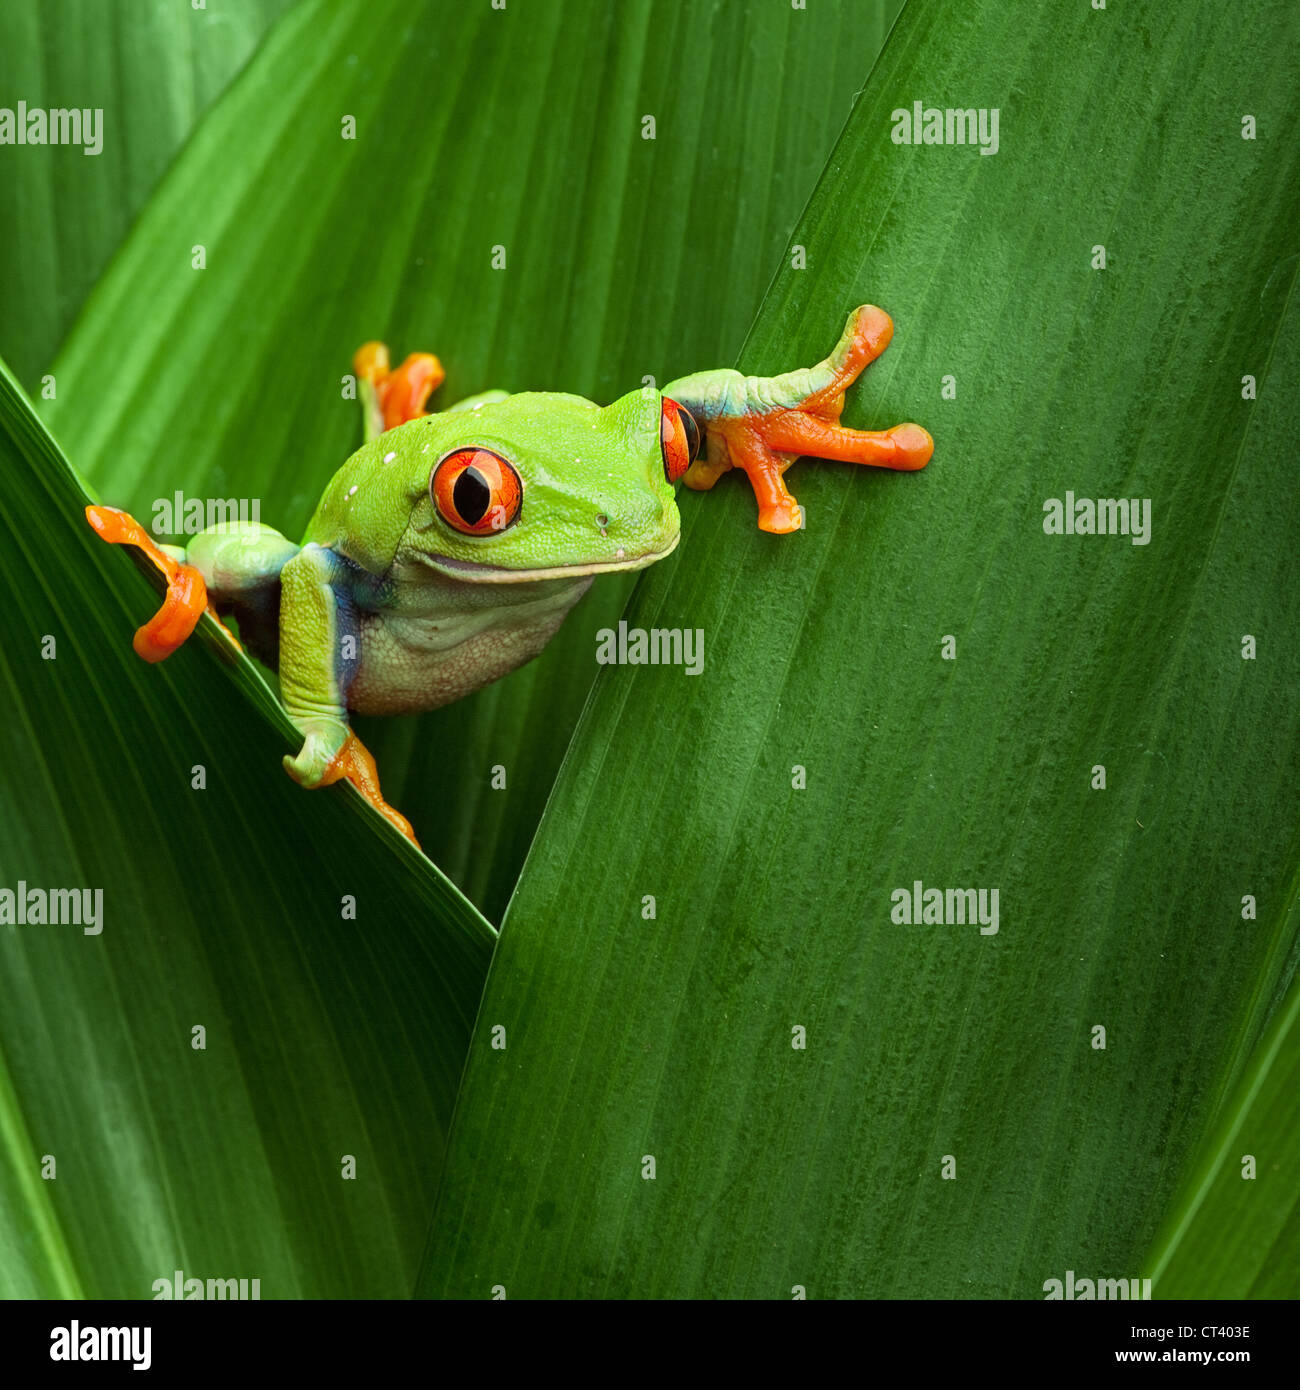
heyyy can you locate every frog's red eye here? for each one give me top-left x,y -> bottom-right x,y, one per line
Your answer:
431,448 -> 522,535
660,398 -> 700,485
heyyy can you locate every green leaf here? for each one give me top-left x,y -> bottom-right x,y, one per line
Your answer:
1146,965 -> 1300,1299
0,0 -> 294,387
419,0 -> 1300,1296
0,360 -> 493,1297
44,0 -> 901,922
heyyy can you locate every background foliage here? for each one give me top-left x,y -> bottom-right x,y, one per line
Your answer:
1,0 -> 1296,1299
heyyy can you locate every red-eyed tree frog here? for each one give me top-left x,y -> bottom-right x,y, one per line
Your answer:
86,305 -> 931,843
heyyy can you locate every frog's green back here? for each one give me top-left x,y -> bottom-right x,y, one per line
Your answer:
300,430 -> 430,570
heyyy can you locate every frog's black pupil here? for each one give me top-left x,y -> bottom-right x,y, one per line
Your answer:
679,404 -> 700,462
454,466 -> 492,524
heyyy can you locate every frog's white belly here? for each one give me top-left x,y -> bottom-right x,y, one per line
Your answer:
346,562 -> 593,716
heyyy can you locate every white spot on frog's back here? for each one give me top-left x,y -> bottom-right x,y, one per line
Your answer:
347,485 -> 359,498
383,451 -> 397,464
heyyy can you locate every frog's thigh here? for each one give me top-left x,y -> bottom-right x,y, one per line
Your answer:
186,522 -> 299,601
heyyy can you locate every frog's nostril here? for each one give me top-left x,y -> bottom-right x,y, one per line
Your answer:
595,513 -> 609,528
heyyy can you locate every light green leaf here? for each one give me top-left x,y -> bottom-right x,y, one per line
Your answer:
420,0 -> 1300,1297
0,0 -> 294,386
1147,963 -> 1300,1299
44,0 -> 901,922
0,360 -> 493,1297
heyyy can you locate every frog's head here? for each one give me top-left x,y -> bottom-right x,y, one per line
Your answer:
397,388 -> 699,582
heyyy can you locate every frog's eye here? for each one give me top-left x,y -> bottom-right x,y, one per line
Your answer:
431,448 -> 522,536
660,398 -> 700,485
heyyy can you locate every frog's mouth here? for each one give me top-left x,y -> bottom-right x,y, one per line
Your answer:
417,533 -> 679,583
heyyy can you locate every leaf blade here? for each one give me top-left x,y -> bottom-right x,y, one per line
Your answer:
0,0 -> 295,386
419,0 -> 1300,1298
0,357 -> 493,1297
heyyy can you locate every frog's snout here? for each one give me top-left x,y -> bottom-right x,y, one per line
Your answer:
588,494 -> 678,563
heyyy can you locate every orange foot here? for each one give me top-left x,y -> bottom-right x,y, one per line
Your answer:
85,505 -> 242,661
682,305 -> 933,534
354,341 -> 445,433
320,731 -> 419,845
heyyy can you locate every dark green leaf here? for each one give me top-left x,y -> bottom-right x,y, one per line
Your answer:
0,360 -> 493,1297
419,0 -> 1300,1297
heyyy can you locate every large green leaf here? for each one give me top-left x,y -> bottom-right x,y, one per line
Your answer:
0,360 -> 493,1297
44,0 -> 901,922
419,0 -> 1300,1296
0,0 -> 294,386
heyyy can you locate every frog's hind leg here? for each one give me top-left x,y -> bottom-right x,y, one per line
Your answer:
86,507 -> 296,664
86,506 -> 225,662
186,522 -> 300,668
354,341 -> 445,440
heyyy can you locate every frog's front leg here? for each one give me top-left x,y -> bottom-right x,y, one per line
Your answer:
278,544 -> 417,844
663,305 -> 932,533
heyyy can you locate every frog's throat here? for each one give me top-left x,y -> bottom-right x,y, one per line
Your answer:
415,533 -> 679,584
